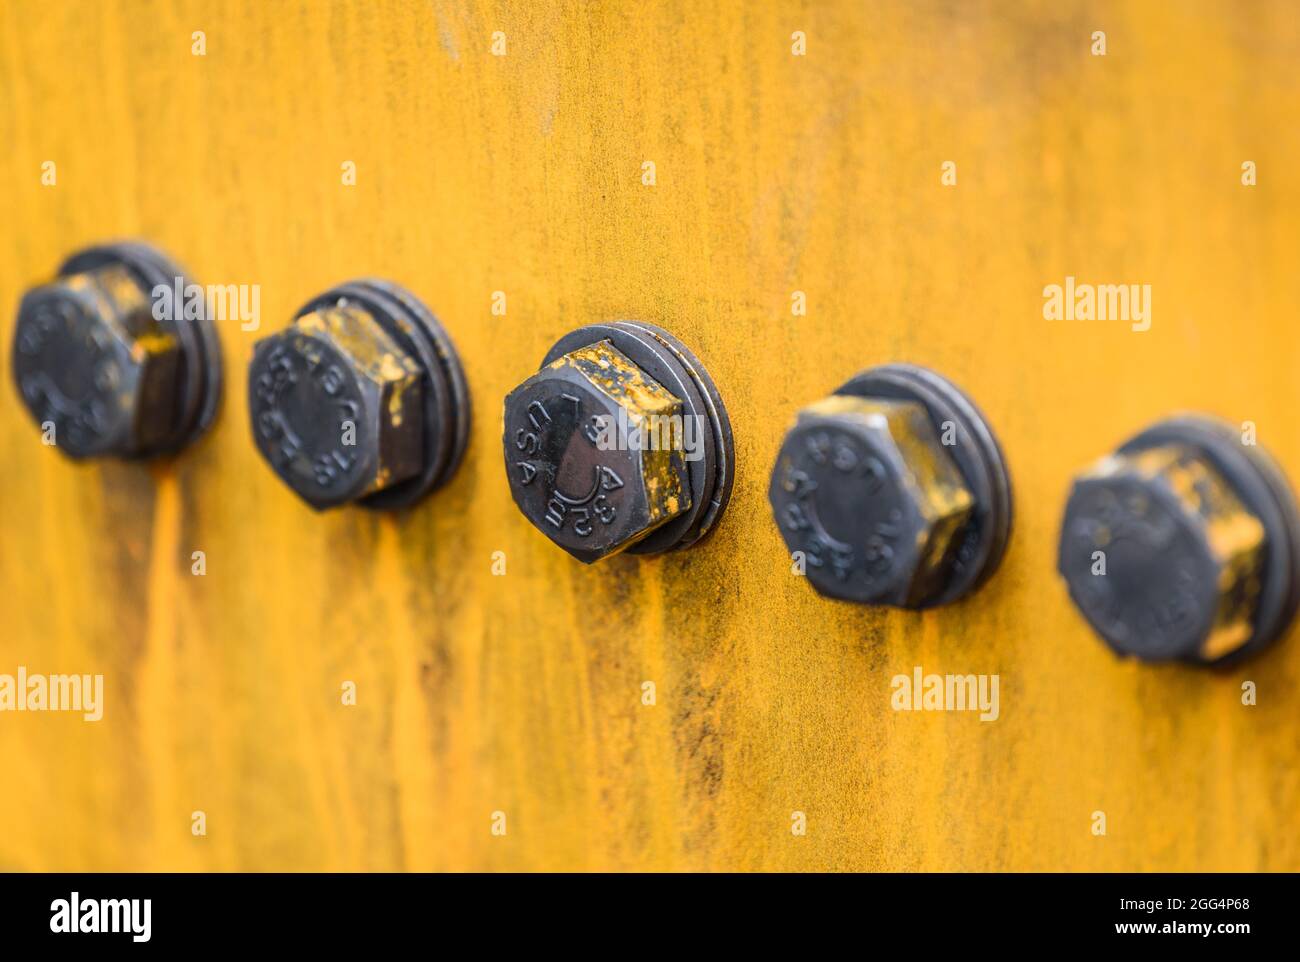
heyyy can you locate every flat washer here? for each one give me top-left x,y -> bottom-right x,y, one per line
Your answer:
355,278 -> 472,491
541,322 -> 724,554
107,241 -> 223,444
613,321 -> 735,550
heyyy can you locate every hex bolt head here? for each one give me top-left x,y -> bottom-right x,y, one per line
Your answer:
10,243 -> 222,459
768,364 -> 1012,609
503,322 -> 735,563
505,341 -> 689,562
1058,416 -> 1300,665
250,306 -> 424,508
248,279 -> 470,512
771,396 -> 974,606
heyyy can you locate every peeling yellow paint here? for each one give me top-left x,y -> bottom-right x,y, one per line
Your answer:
293,306 -> 420,388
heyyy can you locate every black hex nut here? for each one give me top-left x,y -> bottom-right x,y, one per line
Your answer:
11,242 -> 222,459
503,321 -> 735,563
1058,415 -> 1300,665
248,280 -> 470,511
768,364 -> 1012,609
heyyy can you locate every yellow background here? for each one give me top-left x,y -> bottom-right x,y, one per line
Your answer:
2,0 -> 1299,871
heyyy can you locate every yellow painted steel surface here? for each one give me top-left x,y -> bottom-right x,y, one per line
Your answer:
2,0 -> 1299,872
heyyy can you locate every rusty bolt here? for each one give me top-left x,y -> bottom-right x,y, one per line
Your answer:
769,364 -> 1012,609
1058,416 -> 1300,664
503,322 -> 734,563
248,279 -> 469,511
11,243 -> 221,459
505,341 -> 688,562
